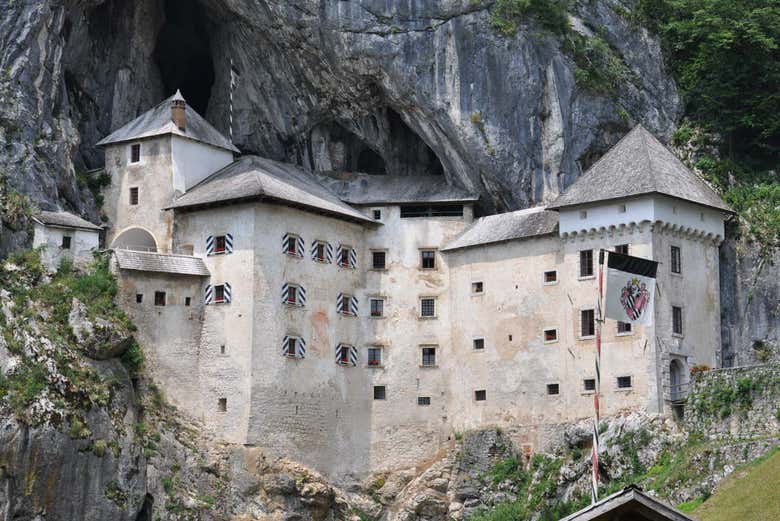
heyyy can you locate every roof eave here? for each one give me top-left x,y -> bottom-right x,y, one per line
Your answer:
547,192 -> 733,214
96,132 -> 239,154
441,230 -> 558,253
348,197 -> 479,206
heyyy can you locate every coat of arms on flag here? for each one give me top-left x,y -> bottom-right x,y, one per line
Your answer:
605,251 -> 658,326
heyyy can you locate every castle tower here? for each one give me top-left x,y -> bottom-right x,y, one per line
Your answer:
97,91 -> 238,253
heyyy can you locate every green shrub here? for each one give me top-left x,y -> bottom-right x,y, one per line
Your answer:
490,0 -> 571,36
488,456 -> 527,485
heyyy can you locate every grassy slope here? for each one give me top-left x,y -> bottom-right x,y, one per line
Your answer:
693,448 -> 780,521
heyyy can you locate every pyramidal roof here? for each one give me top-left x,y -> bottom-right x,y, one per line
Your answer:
96,93 -> 239,153
548,125 -> 732,213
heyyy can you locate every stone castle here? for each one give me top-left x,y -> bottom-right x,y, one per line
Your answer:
36,93 -> 731,477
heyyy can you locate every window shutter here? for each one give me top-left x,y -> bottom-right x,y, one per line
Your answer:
349,248 -> 357,268
350,295 -> 358,316
335,344 -> 344,364
281,283 -> 290,304
296,337 -> 306,358
204,285 -> 213,305
224,282 -> 232,303
310,242 -> 318,260
298,285 -> 306,306
206,235 -> 215,255
337,293 -> 344,314
336,245 -> 343,265
296,236 -> 304,256
282,336 -> 290,356
349,345 -> 357,366
282,233 -> 290,254
225,233 -> 234,253
326,243 -> 333,263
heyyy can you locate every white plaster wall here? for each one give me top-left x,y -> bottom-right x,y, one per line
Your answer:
170,137 -> 233,193
653,196 -> 725,238
33,223 -> 99,270
103,137 -> 175,252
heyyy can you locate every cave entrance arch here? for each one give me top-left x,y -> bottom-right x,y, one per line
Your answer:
153,0 -> 215,115
112,228 -> 158,252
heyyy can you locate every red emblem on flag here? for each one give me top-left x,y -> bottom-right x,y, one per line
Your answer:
619,278 -> 650,320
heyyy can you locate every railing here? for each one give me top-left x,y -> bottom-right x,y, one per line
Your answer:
112,245 -> 195,255
667,382 -> 691,402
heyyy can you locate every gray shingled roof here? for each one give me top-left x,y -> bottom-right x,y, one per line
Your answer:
34,211 -> 102,231
96,92 -> 239,153
559,485 -> 695,521
442,207 -> 558,252
313,172 -> 479,205
167,156 -> 375,224
113,249 -> 210,276
548,125 -> 731,212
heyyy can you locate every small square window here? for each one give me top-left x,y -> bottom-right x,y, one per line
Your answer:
339,294 -> 354,315
579,250 -> 594,277
368,347 -> 382,367
370,298 -> 384,318
214,285 -> 226,303
218,398 -> 227,412
474,389 -> 486,401
417,396 -> 431,406
471,281 -> 484,294
285,337 -> 298,357
286,235 -> 300,256
617,376 -> 633,389
614,244 -> 629,255
618,204 -> 627,213
129,187 -> 139,205
420,250 -> 436,269
61,236 -> 72,249
584,379 -> 596,392
373,209 -> 382,220
214,235 -> 227,253
547,383 -> 560,395
544,270 -> 558,284
671,246 -> 682,274
314,242 -> 327,262
672,306 -> 683,335
580,309 -> 595,337
372,251 -> 387,270
185,297 -> 191,307
544,329 -> 558,342
617,321 -> 632,334
421,346 -> 436,367
374,385 -> 386,400
420,298 -> 436,318
130,143 -> 141,163
135,294 -> 143,304
473,338 -> 485,350
579,210 -> 588,219
154,291 -> 166,307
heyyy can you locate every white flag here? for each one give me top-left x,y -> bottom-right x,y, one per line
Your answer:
604,251 -> 658,326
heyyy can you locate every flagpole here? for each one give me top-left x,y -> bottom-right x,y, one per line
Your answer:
591,249 -> 605,504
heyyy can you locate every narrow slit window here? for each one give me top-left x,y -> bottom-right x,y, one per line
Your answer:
671,246 -> 682,274
579,250 -> 594,277
130,143 -> 141,163
185,297 -> 191,307
135,294 -> 143,304
129,187 -> 139,205
672,306 -> 683,335
373,209 -> 382,220
218,398 -> 227,412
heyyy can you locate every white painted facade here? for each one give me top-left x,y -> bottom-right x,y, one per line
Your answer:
32,222 -> 100,270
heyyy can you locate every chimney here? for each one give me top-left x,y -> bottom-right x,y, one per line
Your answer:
171,89 -> 186,131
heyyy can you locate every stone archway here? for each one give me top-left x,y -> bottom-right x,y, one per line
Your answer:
112,227 -> 157,252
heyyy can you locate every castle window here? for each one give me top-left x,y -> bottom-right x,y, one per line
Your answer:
547,383 -> 560,395
618,204 -> 627,213
584,379 -> 596,392
129,143 -> 141,163
672,306 -> 683,336
579,210 -> 588,219
544,329 -> 558,343
417,396 -> 431,406
401,204 -> 463,218
337,245 -> 357,268
282,335 -> 305,358
614,244 -> 629,255
283,234 -> 303,257
671,246 -> 682,274
61,236 -> 71,249
282,283 -> 306,306
617,321 -> 632,334
213,235 -> 228,253
580,309 -> 595,338
214,285 -> 225,303
218,398 -> 227,412
129,187 -> 139,205
311,240 -> 331,263
338,293 -> 357,316
420,297 -> 436,318
185,297 -> 191,307
220,345 -> 226,354
373,209 -> 382,220
154,291 -> 166,307
368,347 -> 383,367
370,298 -> 384,318
336,344 -> 357,367
579,250 -> 594,278
135,294 -> 143,304
617,376 -> 633,389
372,250 -> 387,270
374,385 -> 386,400
473,338 -> 485,350
474,390 -> 486,401
544,270 -> 558,285
420,250 -> 436,269
421,346 -> 437,367
205,283 -> 232,304
471,281 -> 484,294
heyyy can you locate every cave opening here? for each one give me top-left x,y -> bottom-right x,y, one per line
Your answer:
135,494 -> 154,521
153,0 -> 214,115
357,148 -> 387,175
386,108 -> 444,176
